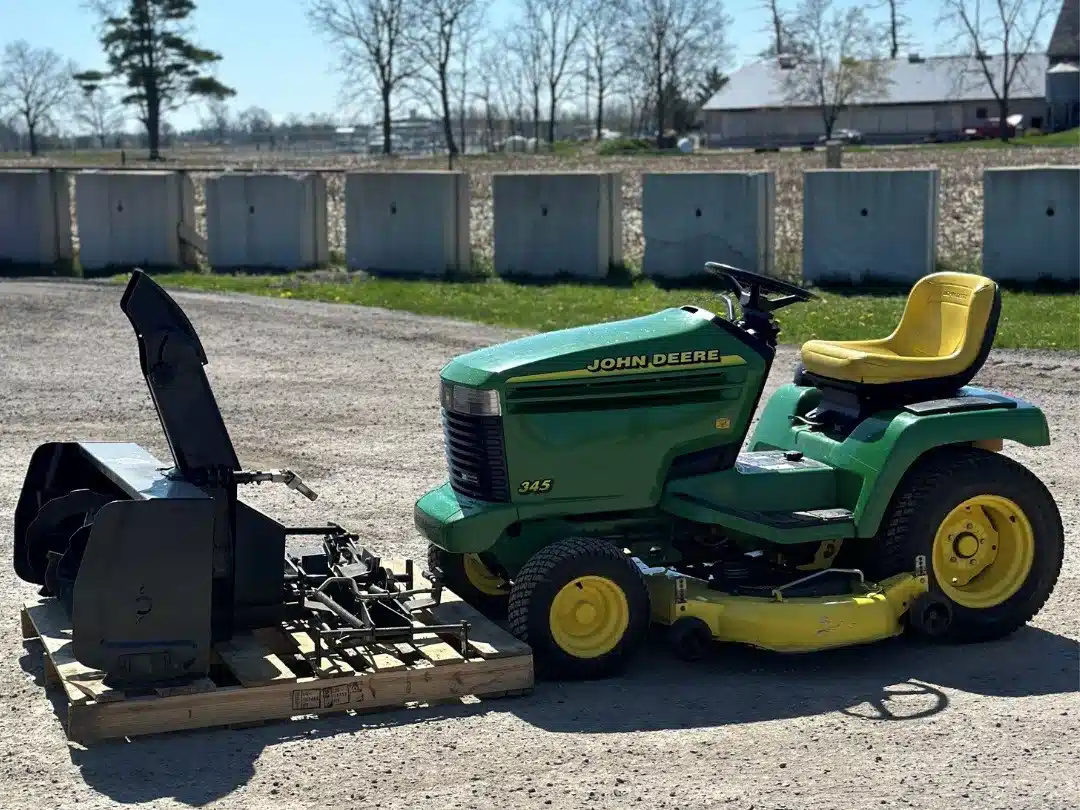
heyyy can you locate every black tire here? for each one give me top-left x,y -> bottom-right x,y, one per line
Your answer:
861,446 -> 1064,643
427,544 -> 510,619
668,616 -> 712,662
508,537 -> 651,680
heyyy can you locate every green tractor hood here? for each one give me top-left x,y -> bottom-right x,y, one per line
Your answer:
441,307 -> 751,388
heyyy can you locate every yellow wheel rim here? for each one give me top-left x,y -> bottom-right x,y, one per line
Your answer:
548,575 -> 629,659
931,494 -> 1035,609
462,554 -> 509,596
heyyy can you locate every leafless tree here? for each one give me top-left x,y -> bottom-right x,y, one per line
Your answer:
876,0 -> 912,59
472,49 -> 499,147
200,98 -> 232,143
622,0 -> 731,139
239,105 -> 274,134
582,0 -> 628,139
72,83 -> 127,147
0,40 -> 77,156
308,0 -> 420,154
759,0 -> 794,56
454,10 -> 486,153
522,0 -> 586,143
780,0 -> 890,140
408,0 -> 487,155
937,0 -> 1057,141
508,14 -> 545,140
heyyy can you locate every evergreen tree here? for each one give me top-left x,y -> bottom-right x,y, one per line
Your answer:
75,0 -> 235,159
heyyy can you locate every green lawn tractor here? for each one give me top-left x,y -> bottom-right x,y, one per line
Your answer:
415,264 -> 1064,680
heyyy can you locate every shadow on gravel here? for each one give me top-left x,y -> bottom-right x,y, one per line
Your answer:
504,623 -> 1079,734
17,623 -> 1076,806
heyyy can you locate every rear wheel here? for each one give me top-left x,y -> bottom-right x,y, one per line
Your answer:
508,537 -> 651,680
863,446 -> 1063,643
427,544 -> 510,619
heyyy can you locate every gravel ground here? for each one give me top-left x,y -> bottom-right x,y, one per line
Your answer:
6,144 -> 1080,273
0,280 -> 1077,810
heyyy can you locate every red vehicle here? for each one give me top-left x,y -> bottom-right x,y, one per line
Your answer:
964,114 -> 1024,140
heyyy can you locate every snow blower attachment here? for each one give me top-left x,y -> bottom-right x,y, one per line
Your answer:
12,270 -> 468,689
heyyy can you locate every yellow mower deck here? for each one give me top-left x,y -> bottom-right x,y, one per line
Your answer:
643,559 -> 930,655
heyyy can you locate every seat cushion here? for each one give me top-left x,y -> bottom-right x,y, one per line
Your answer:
800,339 -> 957,385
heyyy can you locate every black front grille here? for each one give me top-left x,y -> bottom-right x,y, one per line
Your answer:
442,409 -> 510,502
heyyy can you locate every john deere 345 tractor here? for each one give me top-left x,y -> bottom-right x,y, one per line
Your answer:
415,264 -> 1064,679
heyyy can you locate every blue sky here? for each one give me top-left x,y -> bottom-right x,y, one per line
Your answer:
1,0 -> 1062,132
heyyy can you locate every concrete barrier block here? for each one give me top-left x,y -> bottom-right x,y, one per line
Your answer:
345,171 -> 469,275
982,166 -> 1080,284
493,172 -> 622,278
802,168 -> 939,284
75,170 -> 197,273
205,172 -> 329,271
0,169 -> 72,269
641,171 -> 775,279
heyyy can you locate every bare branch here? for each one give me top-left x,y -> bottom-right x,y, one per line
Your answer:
72,84 -> 128,147
0,40 -> 78,156
200,98 -> 232,143
407,0 -> 488,154
622,0 -> 732,139
780,0 -> 890,139
936,0 -> 1057,139
308,0 -> 422,153
581,0 -> 630,138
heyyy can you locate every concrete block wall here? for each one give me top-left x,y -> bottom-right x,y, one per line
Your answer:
8,164 -> 1078,286
982,166 -> 1080,284
492,172 -> 622,278
640,171 -> 775,279
75,170 -> 197,273
0,169 -> 73,269
802,168 -> 940,284
205,172 -> 328,271
345,171 -> 469,276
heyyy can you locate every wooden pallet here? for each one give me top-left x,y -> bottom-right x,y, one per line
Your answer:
19,560 -> 533,744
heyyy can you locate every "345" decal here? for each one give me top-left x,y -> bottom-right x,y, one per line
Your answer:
518,478 -> 553,495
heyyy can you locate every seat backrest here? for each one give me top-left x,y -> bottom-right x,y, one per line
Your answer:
889,273 -> 1000,366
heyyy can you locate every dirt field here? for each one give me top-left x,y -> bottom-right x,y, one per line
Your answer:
0,279 -> 1077,810
5,144 -> 1080,273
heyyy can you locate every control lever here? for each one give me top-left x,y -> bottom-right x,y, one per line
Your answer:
236,469 -> 319,501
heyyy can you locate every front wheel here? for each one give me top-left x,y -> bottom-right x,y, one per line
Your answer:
508,537 -> 651,680
864,446 -> 1064,643
427,544 -> 510,619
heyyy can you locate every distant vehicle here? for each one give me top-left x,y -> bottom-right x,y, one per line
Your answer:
963,114 -> 1023,140
817,128 -> 864,144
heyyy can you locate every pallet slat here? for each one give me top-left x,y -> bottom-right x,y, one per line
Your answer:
19,563 -> 533,744
214,635 -> 297,686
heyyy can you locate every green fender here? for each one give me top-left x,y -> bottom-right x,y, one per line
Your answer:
749,384 -> 1052,538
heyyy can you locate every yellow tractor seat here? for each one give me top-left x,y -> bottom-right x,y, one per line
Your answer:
797,272 -> 1001,402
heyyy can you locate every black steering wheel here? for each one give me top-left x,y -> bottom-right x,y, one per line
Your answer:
704,262 -> 818,315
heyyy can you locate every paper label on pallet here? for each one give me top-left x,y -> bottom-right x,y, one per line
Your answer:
292,688 -> 323,710
292,682 -> 366,711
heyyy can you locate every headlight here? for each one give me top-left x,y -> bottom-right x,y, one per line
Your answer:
440,381 -> 502,416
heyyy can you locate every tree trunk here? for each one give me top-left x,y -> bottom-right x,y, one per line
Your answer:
147,100 -> 161,160
440,72 -> 458,155
594,65 -> 605,140
26,120 -> 38,157
382,90 -> 393,154
595,88 -> 604,141
998,96 -> 1010,142
890,5 -> 899,59
532,91 -> 540,141
547,87 -> 556,143
654,51 -> 665,142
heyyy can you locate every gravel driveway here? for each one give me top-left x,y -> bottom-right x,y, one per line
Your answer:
0,280 -> 1076,810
